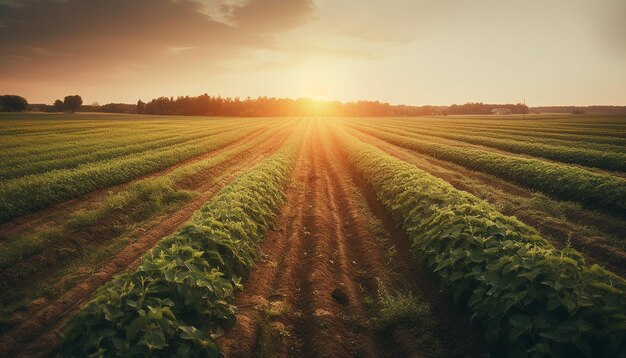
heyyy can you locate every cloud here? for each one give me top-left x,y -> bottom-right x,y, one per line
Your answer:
221,0 -> 316,33
165,47 -> 196,55
0,0 -> 314,82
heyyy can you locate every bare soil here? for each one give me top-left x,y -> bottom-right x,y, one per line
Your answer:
219,121 -> 486,357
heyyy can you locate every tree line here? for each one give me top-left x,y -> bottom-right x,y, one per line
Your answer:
138,95 -> 443,116
11,92 -> 626,116
10,93 -> 532,116
137,95 -> 531,117
137,96 -> 531,116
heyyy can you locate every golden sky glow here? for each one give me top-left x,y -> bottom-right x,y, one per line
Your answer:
0,0 -> 625,105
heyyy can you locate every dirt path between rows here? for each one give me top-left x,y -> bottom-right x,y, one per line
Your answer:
0,126 -> 291,358
347,127 -> 626,278
219,120 -> 486,357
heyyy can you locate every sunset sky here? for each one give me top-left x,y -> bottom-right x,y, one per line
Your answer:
1,0 -> 625,106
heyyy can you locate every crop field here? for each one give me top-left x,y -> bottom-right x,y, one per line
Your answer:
0,113 -> 625,357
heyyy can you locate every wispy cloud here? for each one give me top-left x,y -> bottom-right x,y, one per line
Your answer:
220,0 -> 316,33
165,47 -> 196,55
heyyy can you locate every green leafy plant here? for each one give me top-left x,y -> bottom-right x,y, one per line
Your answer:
360,121 -> 626,171
59,132 -> 300,357
350,123 -> 626,214
335,124 -> 626,357
0,120 -> 272,223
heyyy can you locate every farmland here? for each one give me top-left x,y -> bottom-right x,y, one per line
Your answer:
0,113 -> 625,357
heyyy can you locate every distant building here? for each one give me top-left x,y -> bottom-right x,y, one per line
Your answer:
491,108 -> 512,115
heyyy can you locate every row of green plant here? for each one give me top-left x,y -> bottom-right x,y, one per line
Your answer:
0,124 -> 289,271
0,128 -> 243,180
0,126 -> 184,162
0,126 -> 290,337
432,121 -> 626,138
335,125 -> 626,357
350,124 -> 626,214
0,120 -> 114,136
0,123 -> 161,147
0,124 -> 266,223
0,121 -> 161,148
6,124 -> 249,174
378,119 -> 626,147
0,120 -> 250,163
0,117 -> 251,152
358,122 -> 626,172
375,120 -> 626,154
458,125 -> 626,151
59,129 -> 300,357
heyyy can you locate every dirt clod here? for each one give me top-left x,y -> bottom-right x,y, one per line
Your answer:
332,287 -> 350,306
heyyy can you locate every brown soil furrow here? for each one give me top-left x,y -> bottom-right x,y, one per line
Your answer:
222,121 -> 385,357
327,123 -> 487,357
220,121 -> 487,357
218,121 -> 315,356
0,126 -> 291,358
0,123 -> 278,237
348,127 -> 626,277
292,125 -> 383,357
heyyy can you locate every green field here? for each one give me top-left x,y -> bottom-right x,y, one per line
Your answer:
0,113 -> 624,357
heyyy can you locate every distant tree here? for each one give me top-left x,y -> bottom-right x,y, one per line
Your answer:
99,103 -> 136,113
137,100 -> 145,114
0,95 -> 28,112
53,99 -> 65,112
26,103 -> 55,112
63,95 -> 83,113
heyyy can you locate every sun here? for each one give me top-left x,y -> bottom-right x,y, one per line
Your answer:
290,61 -> 348,101
301,78 -> 331,100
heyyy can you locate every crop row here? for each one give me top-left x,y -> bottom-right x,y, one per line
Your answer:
0,123 -> 291,271
374,120 -> 626,154
0,119 -> 252,158
349,125 -> 626,214
0,117 -> 250,151
335,125 -> 626,357
0,127 -> 244,180
0,124 -> 267,223
0,121 -> 116,137
0,126 -> 184,160
357,122 -> 626,172
0,129 -> 180,165
377,118 -> 626,146
428,121 -> 626,138
59,128 -> 300,357
0,121 -> 152,147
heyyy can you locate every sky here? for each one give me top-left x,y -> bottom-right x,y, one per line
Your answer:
0,0 -> 625,106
